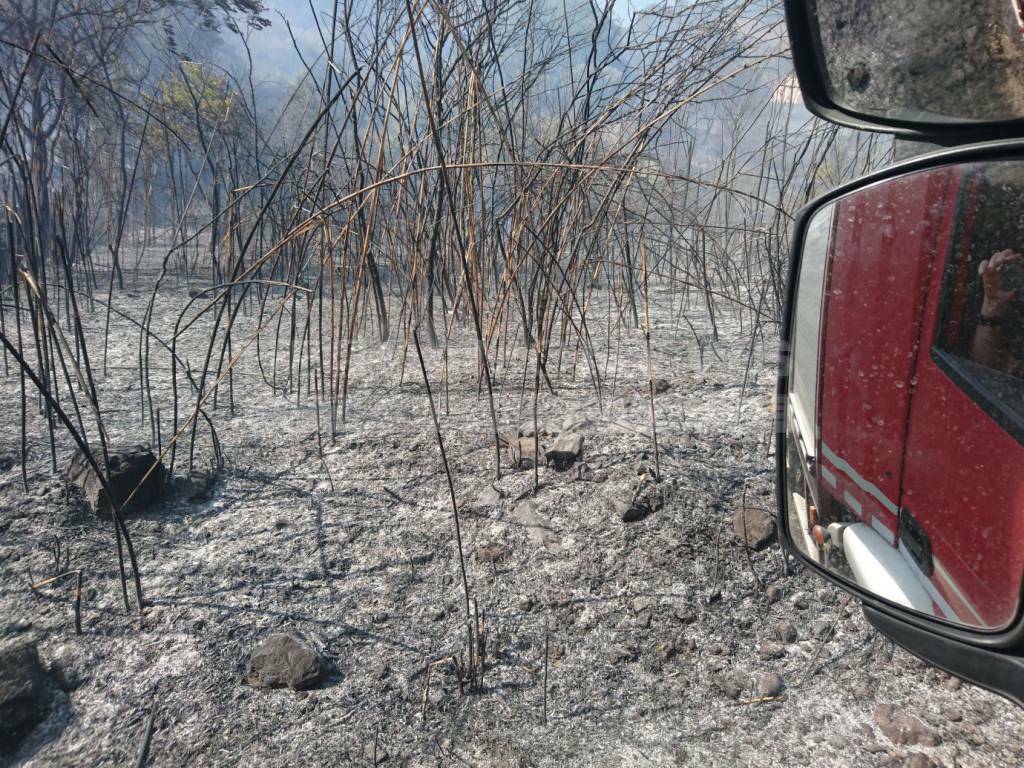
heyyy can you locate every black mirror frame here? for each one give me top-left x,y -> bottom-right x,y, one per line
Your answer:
784,0 -> 1024,141
776,138 -> 1024,667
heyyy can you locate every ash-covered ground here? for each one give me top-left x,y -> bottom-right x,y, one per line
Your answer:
1,273 -> 1023,767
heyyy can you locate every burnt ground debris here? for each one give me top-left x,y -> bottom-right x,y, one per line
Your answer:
0,276 -> 1023,767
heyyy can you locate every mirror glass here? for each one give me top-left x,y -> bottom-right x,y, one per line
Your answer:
809,0 -> 1024,123
784,158 -> 1024,630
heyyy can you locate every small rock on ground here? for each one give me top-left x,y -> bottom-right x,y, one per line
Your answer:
775,621 -> 798,643
476,542 -> 509,563
510,437 -> 544,469
765,584 -> 784,603
245,633 -> 323,690
606,645 -> 636,664
758,642 -> 786,660
545,433 -> 583,470
0,640 -> 52,754
732,508 -> 776,550
67,443 -> 167,517
755,672 -> 784,697
874,704 -> 941,747
613,473 -> 664,523
713,673 -> 743,700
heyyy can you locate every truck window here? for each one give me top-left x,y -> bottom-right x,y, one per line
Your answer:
790,202 -> 834,455
934,162 -> 1024,442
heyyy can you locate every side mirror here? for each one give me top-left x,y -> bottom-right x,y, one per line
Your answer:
777,143 -> 1024,704
785,0 -> 1024,136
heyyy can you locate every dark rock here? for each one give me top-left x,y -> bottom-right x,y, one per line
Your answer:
245,633 -> 323,690
713,673 -> 743,700
874,704 -> 941,747
653,378 -> 671,394
510,437 -> 544,469
614,472 -> 664,523
732,508 -> 776,550
758,642 -> 786,660
49,658 -> 86,692
170,467 -> 217,503
941,707 -> 962,723
606,645 -> 635,664
545,433 -> 583,470
633,473 -> 663,509
609,495 -> 642,522
188,286 -> 204,298
0,641 -> 52,754
67,444 -> 166,518
477,542 -> 509,563
755,672 -> 784,697
672,603 -> 695,624
775,621 -> 798,643
185,468 -> 216,502
575,463 -> 595,482
657,640 -> 678,661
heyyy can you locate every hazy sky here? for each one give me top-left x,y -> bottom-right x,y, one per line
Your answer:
226,0 -> 642,86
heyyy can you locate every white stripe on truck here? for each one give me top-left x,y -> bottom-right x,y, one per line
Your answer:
820,440 -> 899,515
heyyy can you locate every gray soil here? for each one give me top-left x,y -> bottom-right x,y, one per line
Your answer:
1,269 -> 1023,767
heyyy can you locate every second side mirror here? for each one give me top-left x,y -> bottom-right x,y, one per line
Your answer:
777,142 -> 1024,703
785,0 -> 1024,135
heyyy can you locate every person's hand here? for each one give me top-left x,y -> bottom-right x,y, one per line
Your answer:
979,249 -> 1022,319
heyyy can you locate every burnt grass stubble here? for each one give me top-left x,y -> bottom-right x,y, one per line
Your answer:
1,268 -> 1023,768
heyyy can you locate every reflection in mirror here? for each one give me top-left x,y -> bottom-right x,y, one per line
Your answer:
785,159 -> 1024,630
809,0 -> 1024,123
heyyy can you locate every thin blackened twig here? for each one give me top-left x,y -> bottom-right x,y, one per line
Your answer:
412,330 -> 471,622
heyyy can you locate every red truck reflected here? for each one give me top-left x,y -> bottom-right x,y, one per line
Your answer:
789,161 -> 1024,630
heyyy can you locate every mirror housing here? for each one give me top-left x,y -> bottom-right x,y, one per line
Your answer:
785,0 -> 1024,139
777,140 -> 1024,704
